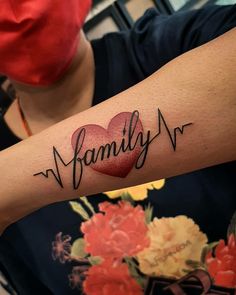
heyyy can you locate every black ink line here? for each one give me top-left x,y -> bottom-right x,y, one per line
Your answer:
134,109 -> 193,169
34,109 -> 193,189
150,108 -> 193,151
34,147 -> 72,188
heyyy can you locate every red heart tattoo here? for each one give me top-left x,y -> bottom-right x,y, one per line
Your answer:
71,112 -> 143,178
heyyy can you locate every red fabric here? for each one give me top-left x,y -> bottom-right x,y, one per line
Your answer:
0,0 -> 92,85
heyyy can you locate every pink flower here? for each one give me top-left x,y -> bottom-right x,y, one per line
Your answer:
52,232 -> 72,263
83,260 -> 143,295
69,266 -> 89,290
81,201 -> 150,260
206,234 -> 236,288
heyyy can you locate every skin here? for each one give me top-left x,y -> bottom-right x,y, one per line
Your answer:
0,28 -> 236,234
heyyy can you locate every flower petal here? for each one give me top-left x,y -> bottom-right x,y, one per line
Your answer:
104,179 -> 165,201
214,270 -> 236,288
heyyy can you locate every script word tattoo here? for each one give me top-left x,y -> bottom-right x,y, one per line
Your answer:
34,109 -> 193,189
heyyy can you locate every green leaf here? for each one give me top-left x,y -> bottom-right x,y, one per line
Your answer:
182,268 -> 192,274
185,259 -> 204,269
200,242 -> 219,264
71,238 -> 87,258
227,211 -> 236,238
88,256 -> 102,265
124,257 -> 147,289
80,197 -> 96,215
69,201 -> 90,220
144,203 -> 153,224
121,192 -> 135,204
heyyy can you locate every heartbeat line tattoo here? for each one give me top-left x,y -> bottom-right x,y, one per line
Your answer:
34,109 -> 193,189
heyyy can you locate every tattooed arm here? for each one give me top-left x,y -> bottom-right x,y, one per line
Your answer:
0,28 -> 235,232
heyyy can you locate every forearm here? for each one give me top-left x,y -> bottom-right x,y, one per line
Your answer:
0,29 -> 235,231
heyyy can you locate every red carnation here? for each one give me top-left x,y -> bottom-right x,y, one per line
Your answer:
81,201 -> 150,260
83,260 -> 143,295
206,234 -> 236,288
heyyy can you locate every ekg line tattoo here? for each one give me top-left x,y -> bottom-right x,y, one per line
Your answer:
34,109 -> 193,189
